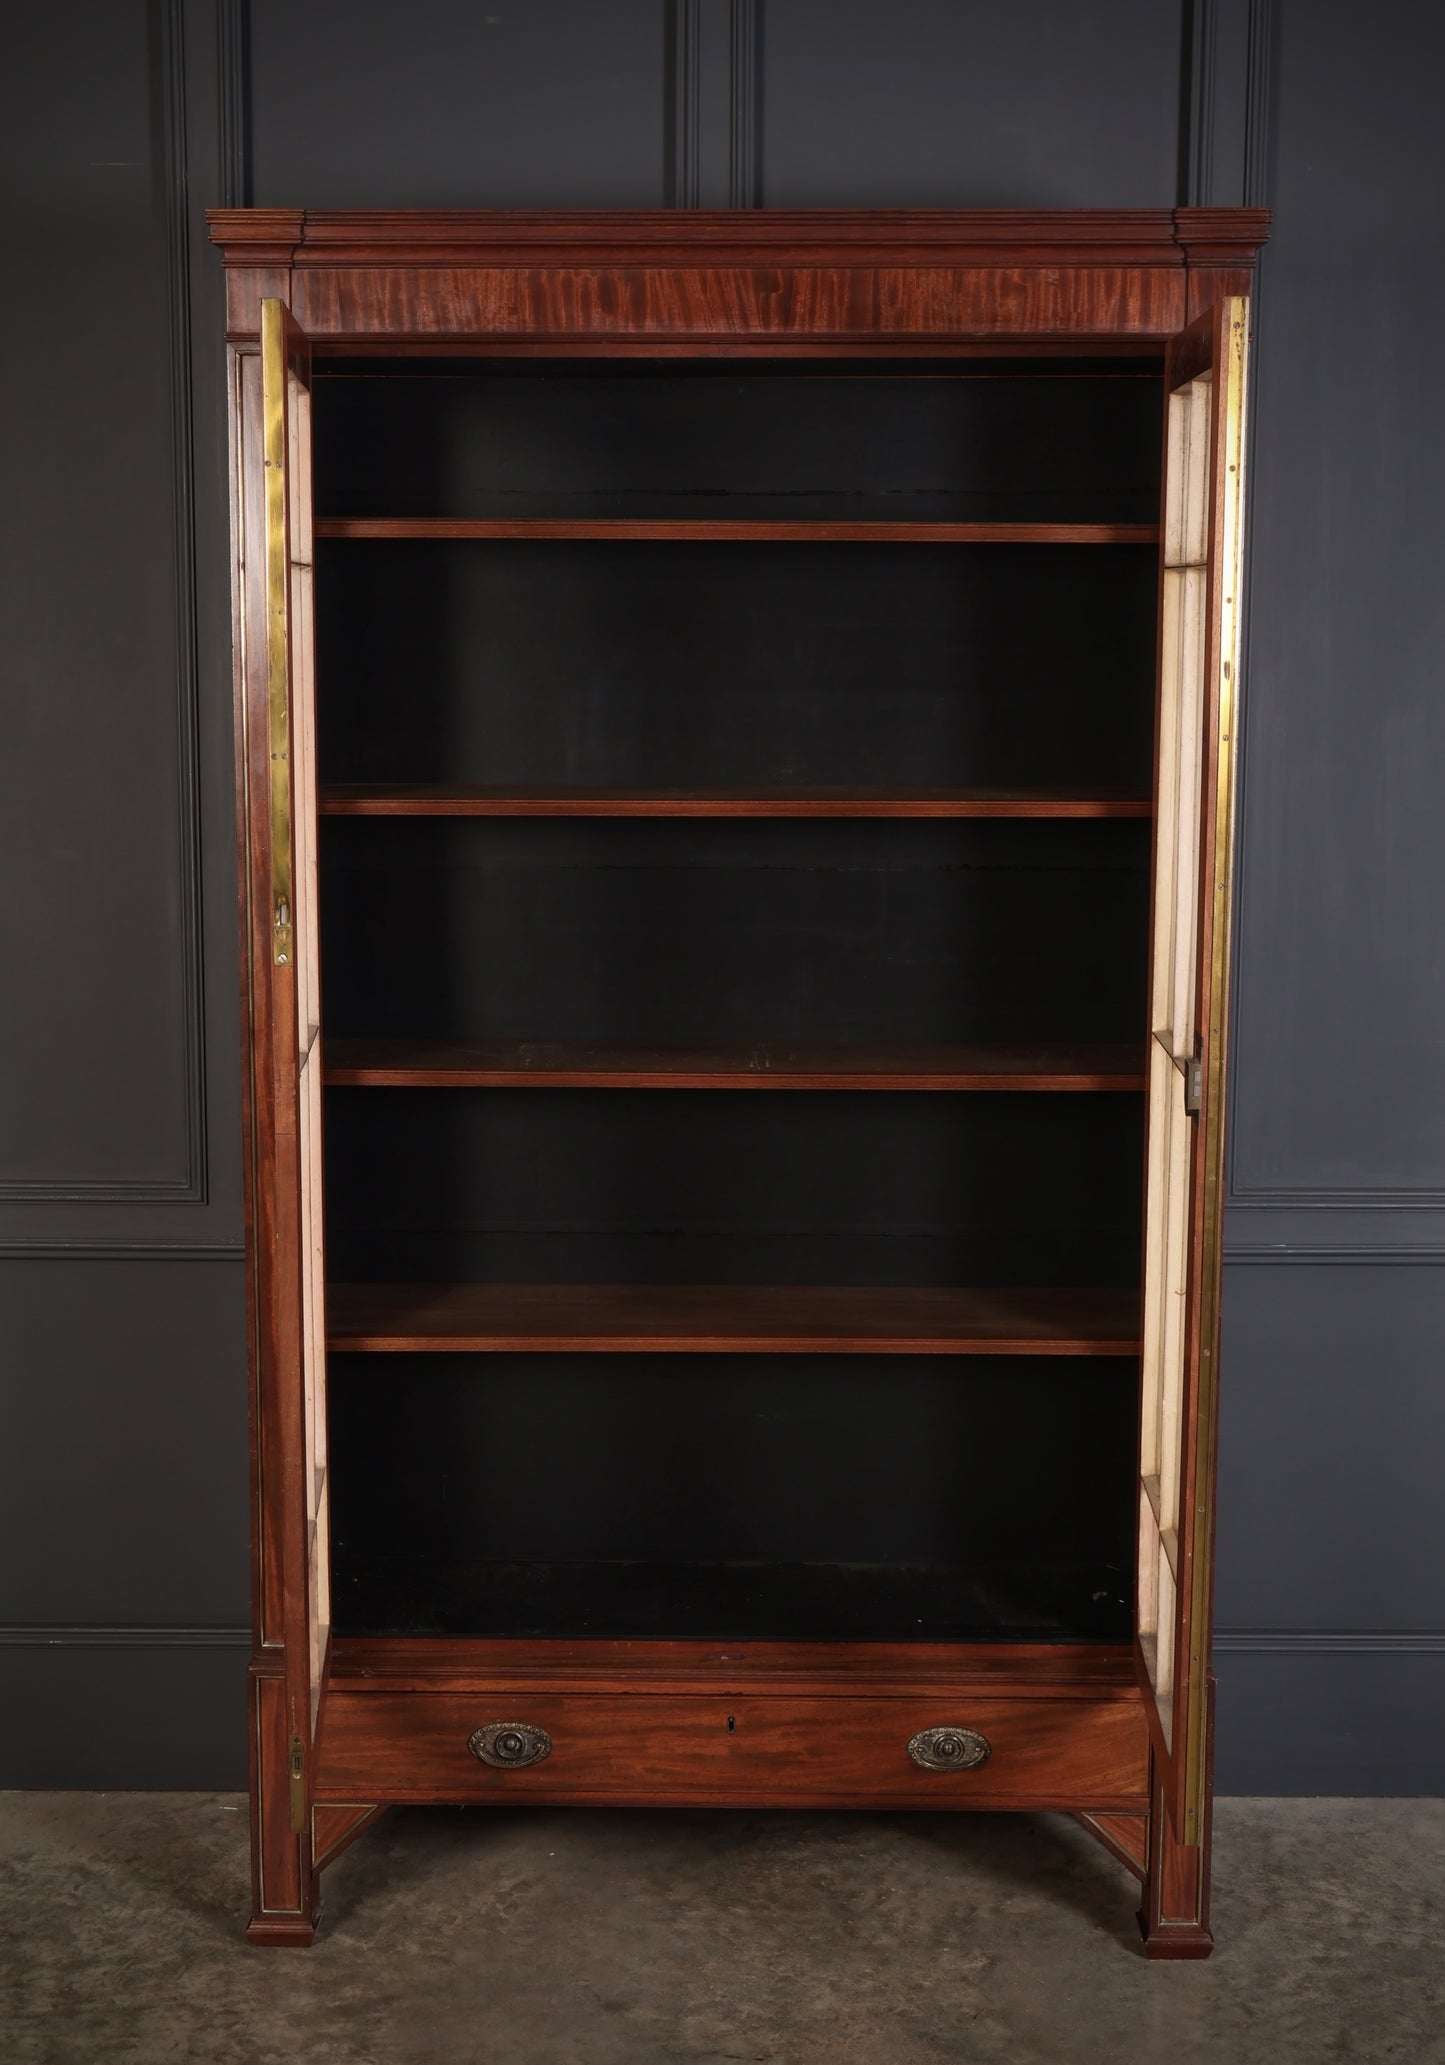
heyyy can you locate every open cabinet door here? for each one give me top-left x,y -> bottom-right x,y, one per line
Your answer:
259,299 -> 331,1843
1138,299 -> 1249,1850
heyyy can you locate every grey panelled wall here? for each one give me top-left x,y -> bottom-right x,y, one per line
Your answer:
1,0 -> 1440,1792
1211,0 -> 1445,1793
1,0 -> 251,1788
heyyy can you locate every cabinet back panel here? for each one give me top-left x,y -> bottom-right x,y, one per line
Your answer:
312,364 -> 1161,524
322,1088 -> 1142,1288
315,541 -> 1157,792
310,359 -> 1157,1652
328,1352 -> 1137,1641
319,818 -> 1150,1045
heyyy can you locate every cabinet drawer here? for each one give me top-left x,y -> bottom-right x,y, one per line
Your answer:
318,1689 -> 1148,1810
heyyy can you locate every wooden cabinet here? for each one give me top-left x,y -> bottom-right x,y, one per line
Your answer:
208,207 -> 1266,1954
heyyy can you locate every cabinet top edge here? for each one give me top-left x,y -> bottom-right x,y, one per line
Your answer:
205,205 -> 1270,266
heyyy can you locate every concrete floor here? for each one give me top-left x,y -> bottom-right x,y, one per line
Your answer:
1,1795 -> 1440,2064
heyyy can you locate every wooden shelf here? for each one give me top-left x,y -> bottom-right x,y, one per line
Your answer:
327,1635 -> 1144,1698
317,784 -> 1152,819
323,1038 -> 1146,1091
326,1283 -> 1141,1355
315,517 -> 1159,543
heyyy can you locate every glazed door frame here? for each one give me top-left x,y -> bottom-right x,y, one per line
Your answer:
235,300 -> 330,1911
1137,297 -> 1250,1845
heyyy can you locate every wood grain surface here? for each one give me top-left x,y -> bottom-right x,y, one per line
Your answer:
325,1282 -> 1142,1355
317,784 -> 1152,818
315,517 -> 1158,541
328,1635 -> 1143,1698
322,1038 -> 1147,1091
315,1685 -> 1150,1809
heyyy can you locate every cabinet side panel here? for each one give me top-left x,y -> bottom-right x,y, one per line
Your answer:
249,1665 -> 315,1936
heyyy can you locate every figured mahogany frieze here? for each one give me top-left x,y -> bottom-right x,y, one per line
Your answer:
210,208 -> 1267,351
280,262 -> 1187,348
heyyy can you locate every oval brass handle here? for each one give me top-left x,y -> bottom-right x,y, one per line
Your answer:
468,1721 -> 552,1770
908,1725 -> 991,1772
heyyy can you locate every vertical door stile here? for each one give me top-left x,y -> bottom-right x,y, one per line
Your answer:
1182,297 -> 1249,1845
260,298 -> 331,1825
1137,299 -> 1249,1844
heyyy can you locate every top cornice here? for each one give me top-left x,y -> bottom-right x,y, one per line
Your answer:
206,206 -> 1269,269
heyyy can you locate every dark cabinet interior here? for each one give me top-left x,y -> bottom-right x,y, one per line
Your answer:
312,359 -> 1159,1648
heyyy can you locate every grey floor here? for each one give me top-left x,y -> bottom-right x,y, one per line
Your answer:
1,1795 -> 1440,2064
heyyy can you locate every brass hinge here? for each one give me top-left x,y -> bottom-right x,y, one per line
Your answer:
288,1732 -> 306,1834
1184,1050 -> 1204,1119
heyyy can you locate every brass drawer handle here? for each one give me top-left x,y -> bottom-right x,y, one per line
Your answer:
468,1721 -> 552,1770
908,1725 -> 991,1772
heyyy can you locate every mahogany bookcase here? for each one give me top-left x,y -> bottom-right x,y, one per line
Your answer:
207,207 -> 1267,1954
